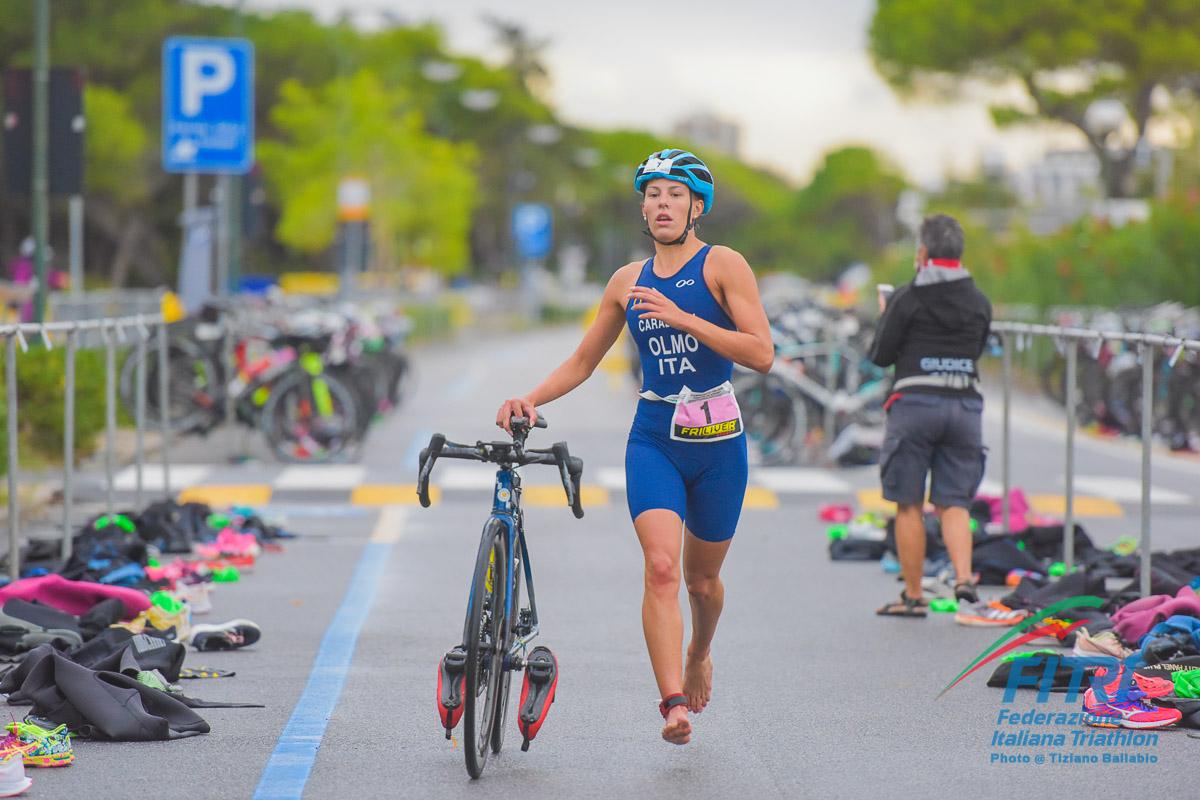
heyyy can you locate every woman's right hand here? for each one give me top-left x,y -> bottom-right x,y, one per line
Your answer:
495,397 -> 538,433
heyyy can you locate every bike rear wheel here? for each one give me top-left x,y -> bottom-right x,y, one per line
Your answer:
464,521 -> 507,778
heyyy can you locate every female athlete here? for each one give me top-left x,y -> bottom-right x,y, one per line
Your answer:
496,149 -> 773,745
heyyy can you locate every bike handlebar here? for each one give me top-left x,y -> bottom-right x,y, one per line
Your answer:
416,431 -> 585,518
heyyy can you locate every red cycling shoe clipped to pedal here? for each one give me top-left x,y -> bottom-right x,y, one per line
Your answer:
437,646 -> 468,737
517,645 -> 558,751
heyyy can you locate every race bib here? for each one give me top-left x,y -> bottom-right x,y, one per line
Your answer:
670,382 -> 743,442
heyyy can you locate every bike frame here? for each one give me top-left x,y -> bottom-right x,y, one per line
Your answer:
464,467 -> 541,671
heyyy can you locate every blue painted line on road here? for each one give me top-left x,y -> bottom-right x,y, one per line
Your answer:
445,363 -> 486,402
252,538 -> 395,800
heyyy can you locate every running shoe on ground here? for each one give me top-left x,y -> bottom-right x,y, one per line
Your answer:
1072,627 -> 1131,659
1025,617 -> 1074,646
1093,663 -> 1175,700
954,600 -> 1027,627
3,722 -> 72,768
188,619 -> 261,651
1082,687 -> 1181,729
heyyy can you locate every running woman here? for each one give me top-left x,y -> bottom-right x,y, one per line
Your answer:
496,149 -> 773,745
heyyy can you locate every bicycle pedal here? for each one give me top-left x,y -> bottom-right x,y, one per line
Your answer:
517,645 -> 558,747
437,646 -> 468,732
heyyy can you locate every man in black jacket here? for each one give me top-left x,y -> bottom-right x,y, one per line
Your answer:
869,214 -> 992,617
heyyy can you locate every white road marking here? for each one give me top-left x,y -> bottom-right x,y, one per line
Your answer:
274,465 -> 367,490
369,506 -> 408,543
113,464 -> 211,491
752,468 -> 851,493
597,468 -> 626,490
1073,475 -> 1190,505
438,465 -> 499,490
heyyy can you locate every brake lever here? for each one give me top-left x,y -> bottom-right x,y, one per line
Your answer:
417,434 -> 446,508
567,456 -> 584,519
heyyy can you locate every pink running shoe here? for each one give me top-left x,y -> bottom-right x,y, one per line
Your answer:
1082,688 -> 1181,729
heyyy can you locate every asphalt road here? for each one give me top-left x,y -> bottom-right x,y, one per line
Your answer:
31,324 -> 1200,799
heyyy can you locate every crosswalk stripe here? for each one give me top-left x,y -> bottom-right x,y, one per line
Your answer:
597,468 -> 626,491
351,484 -> 438,506
742,487 -> 779,509
438,465 -> 499,490
753,469 -> 851,493
1073,476 -> 1190,505
179,484 -> 272,507
275,465 -> 366,490
856,488 -> 1128,518
1028,494 -> 1124,518
522,485 -> 609,508
114,464 -> 211,491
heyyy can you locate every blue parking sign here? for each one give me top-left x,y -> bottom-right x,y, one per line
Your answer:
512,203 -> 553,260
162,37 -> 254,174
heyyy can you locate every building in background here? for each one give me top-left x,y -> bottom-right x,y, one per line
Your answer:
672,111 -> 742,158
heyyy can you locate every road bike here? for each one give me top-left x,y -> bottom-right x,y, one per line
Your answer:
418,415 -> 584,778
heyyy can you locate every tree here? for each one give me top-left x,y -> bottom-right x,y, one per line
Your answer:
869,0 -> 1200,197
257,71 -> 478,274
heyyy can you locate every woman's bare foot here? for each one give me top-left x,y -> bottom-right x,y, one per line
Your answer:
661,704 -> 691,745
683,647 -> 713,712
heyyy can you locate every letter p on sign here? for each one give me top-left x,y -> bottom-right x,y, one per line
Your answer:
181,47 -> 235,116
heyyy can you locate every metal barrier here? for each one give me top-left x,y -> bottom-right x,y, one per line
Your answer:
1,312 -> 171,580
991,321 -> 1200,598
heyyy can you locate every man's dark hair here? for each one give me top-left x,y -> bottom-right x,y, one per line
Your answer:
919,214 -> 965,260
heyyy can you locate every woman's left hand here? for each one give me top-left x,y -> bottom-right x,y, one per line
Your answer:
626,286 -> 689,329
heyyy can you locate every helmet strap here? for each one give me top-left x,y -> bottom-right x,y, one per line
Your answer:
641,193 -> 697,247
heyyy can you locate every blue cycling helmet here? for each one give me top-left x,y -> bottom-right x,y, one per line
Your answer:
633,149 -> 715,215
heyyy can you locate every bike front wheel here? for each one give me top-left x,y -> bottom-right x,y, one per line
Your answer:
464,520 -> 508,778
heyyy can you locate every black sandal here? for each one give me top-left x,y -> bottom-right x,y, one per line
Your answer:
876,590 -> 927,617
954,582 -> 979,604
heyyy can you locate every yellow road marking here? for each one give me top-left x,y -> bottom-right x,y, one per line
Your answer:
1029,495 -> 1124,518
522,484 -> 609,507
742,487 -> 779,509
369,506 -> 408,543
855,488 -> 1126,519
352,484 -> 439,506
178,485 -> 272,507
857,489 -> 896,514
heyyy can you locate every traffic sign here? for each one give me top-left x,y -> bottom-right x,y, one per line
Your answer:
512,203 -> 553,260
162,37 -> 254,174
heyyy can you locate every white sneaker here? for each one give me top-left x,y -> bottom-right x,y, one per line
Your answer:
177,582 -> 213,616
1073,627 -> 1131,659
0,753 -> 31,797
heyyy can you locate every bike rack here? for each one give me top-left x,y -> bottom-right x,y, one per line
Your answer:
0,312 -> 170,579
991,321 -> 1200,598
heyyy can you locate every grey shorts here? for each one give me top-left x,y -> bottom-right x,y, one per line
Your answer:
880,392 -> 986,509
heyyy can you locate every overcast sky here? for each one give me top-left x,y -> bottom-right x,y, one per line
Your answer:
238,0 -> 1084,186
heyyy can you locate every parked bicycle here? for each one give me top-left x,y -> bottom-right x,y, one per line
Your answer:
419,415 -> 583,778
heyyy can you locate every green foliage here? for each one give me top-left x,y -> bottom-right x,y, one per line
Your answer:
875,194 -> 1200,309
84,85 -> 150,203
869,0 -> 1200,196
0,347 -> 109,474
257,71 -> 479,274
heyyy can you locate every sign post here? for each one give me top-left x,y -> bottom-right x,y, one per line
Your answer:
512,203 -> 552,317
163,37 -> 254,297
